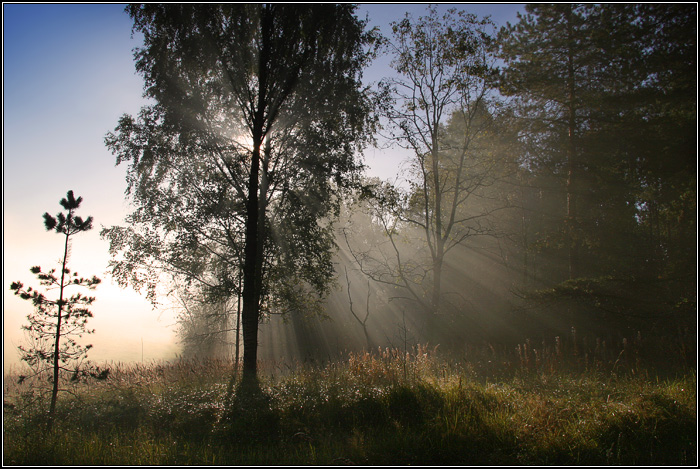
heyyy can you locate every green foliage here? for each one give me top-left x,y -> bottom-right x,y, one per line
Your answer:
103,5 -> 380,378
9,191 -> 101,427
103,4 -> 376,305
497,4 -> 696,331
522,276 -> 691,331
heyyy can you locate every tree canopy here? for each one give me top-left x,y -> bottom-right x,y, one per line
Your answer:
102,4 -> 378,379
498,3 -> 696,331
102,3 -> 695,369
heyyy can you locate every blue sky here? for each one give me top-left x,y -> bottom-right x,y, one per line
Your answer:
4,3 -> 157,368
3,3 -> 525,369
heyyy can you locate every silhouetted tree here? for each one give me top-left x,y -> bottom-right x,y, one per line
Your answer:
343,265 -> 374,350
498,4 -> 696,332
10,190 -> 101,431
102,4 -> 377,382
499,4 -> 605,282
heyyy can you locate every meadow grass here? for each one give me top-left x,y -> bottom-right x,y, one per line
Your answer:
3,336 -> 696,465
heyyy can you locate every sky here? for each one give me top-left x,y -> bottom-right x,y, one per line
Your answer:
3,3 -> 525,371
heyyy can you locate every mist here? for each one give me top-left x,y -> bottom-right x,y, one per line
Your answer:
3,4 -> 695,465
4,3 -> 694,375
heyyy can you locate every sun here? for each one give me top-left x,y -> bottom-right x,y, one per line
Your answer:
235,132 -> 256,153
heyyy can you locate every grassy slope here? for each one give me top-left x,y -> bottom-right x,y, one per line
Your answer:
3,344 -> 697,465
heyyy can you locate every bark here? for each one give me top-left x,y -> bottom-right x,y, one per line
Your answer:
241,140 -> 260,381
430,127 -> 444,313
565,4 -> 579,280
48,228 -> 70,431
431,253 -> 444,313
241,8 -> 271,382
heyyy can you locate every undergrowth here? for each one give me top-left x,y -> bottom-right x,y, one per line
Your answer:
3,337 -> 697,465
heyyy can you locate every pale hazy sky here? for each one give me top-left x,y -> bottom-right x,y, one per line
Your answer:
3,3 -> 524,370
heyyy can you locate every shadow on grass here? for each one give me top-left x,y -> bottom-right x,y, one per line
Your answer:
598,393 -> 697,465
215,377 -> 280,444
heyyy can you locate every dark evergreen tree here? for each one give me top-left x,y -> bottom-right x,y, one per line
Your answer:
498,3 -> 602,282
498,4 -> 696,333
10,190 -> 101,431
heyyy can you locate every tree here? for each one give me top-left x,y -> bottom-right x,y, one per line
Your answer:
611,4 -> 696,320
363,7 -> 507,322
102,4 -> 377,381
10,190 -> 101,431
498,4 -> 696,332
498,4 -> 605,282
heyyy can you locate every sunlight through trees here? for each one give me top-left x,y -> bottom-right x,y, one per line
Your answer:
96,3 -> 695,379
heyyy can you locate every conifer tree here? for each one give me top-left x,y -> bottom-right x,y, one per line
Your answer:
498,4 -> 696,331
10,190 -> 101,430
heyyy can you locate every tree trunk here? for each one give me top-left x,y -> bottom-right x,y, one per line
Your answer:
241,5 -> 272,383
235,271 -> 241,366
48,229 -> 70,432
431,253 -> 443,313
431,127 -> 444,314
565,4 -> 579,280
241,141 -> 260,381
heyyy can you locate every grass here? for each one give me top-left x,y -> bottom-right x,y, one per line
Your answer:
3,337 -> 697,465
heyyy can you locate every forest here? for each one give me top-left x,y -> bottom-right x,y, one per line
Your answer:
4,4 -> 696,465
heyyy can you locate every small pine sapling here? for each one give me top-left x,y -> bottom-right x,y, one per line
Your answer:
10,190 -> 101,431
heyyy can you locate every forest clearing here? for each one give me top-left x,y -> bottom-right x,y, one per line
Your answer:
4,4 -> 696,466
4,335 -> 695,465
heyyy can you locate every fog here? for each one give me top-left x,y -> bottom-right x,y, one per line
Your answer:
3,4 -> 694,379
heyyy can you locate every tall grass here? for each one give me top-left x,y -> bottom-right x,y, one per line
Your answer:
3,334 -> 696,465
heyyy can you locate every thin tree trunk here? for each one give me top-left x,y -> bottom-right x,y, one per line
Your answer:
431,126 -> 444,314
48,228 -> 70,431
235,271 -> 241,366
565,4 -> 579,280
431,253 -> 443,313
